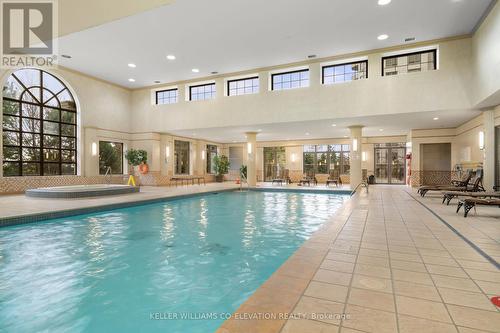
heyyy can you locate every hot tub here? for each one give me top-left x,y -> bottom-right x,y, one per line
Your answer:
25,184 -> 140,198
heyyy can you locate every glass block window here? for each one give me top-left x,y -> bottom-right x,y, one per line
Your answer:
2,68 -> 77,176
322,61 -> 368,84
227,77 -> 259,96
156,88 -> 178,104
189,83 -> 216,101
271,69 -> 309,91
382,50 -> 437,76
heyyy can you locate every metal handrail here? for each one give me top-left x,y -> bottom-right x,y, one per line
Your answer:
104,166 -> 112,185
240,171 -> 249,191
351,180 -> 369,196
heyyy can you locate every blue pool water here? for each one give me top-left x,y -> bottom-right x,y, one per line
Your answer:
0,191 -> 347,333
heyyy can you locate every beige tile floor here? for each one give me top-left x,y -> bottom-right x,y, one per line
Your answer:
0,183 -> 498,333
217,185 -> 500,333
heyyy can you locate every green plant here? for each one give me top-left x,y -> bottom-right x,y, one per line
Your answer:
125,149 -> 148,166
240,164 -> 247,178
213,155 -> 230,176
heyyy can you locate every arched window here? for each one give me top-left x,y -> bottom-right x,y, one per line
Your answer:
2,68 -> 77,176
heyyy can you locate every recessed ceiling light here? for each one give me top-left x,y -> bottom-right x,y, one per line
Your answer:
305,132 -> 310,136
128,63 -> 136,68
166,55 -> 176,60
378,0 -> 391,5
377,34 -> 389,40
192,133 -> 197,136
343,135 -> 348,138
61,54 -> 72,59
257,129 -> 262,132
331,124 -> 337,127
433,117 -> 439,120
379,128 -> 384,131
192,68 -> 200,73
128,78 -> 135,82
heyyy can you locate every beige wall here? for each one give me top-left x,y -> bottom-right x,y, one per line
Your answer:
472,1 -> 500,108
130,38 -> 475,133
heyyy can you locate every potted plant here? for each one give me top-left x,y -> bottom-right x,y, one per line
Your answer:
213,155 -> 230,182
125,149 -> 148,175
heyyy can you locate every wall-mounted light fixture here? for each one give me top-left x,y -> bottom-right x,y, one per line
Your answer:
362,151 -> 367,162
479,131 -> 485,150
247,142 -> 252,155
91,142 -> 97,156
202,150 -> 206,160
291,153 -> 297,162
165,145 -> 170,164
353,138 -> 358,152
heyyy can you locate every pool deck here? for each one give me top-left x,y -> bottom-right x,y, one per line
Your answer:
0,184 -> 498,332
217,185 -> 500,333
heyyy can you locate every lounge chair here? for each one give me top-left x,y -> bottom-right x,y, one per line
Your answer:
299,170 -> 317,186
457,197 -> 500,217
326,169 -> 342,187
423,175 -> 484,198
442,190 -> 500,205
272,169 -> 290,186
418,171 -> 476,197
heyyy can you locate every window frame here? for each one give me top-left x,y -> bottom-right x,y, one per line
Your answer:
271,69 -> 310,91
321,60 -> 368,84
381,49 -> 437,77
98,141 -> 124,175
206,144 -> 218,174
188,83 -> 216,101
227,76 -> 259,96
303,144 -> 350,175
155,88 -> 178,105
2,69 -> 77,177
174,140 -> 190,175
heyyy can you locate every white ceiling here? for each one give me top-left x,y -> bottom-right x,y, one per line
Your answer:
169,109 -> 482,143
57,0 -> 493,88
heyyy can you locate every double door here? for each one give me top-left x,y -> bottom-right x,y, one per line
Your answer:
374,147 -> 406,184
263,147 -> 286,181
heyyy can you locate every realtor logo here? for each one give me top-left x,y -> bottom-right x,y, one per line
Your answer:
1,0 -> 57,68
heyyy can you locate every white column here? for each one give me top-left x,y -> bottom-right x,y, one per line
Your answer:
349,126 -> 363,189
483,109 -> 495,191
246,132 -> 257,186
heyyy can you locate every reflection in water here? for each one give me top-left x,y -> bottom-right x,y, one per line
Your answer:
0,191 -> 346,333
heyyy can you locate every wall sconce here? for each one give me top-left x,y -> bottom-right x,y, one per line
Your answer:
91,142 -> 97,156
165,145 -> 170,164
291,153 -> 297,162
479,131 -> 485,150
352,138 -> 358,152
247,142 -> 252,155
202,150 -> 206,160
362,151 -> 367,162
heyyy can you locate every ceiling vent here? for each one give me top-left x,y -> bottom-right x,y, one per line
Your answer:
404,37 -> 416,42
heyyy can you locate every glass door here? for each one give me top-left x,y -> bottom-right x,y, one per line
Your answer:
374,144 -> 406,184
390,148 -> 406,184
375,148 -> 389,183
263,147 -> 286,181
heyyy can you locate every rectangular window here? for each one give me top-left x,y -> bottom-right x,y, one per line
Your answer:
227,77 -> 259,96
156,88 -> 178,105
174,140 -> 190,174
189,83 -> 216,101
303,144 -> 350,175
382,50 -> 437,76
272,69 -> 309,91
206,144 -> 218,174
322,60 -> 368,84
99,141 -> 123,174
